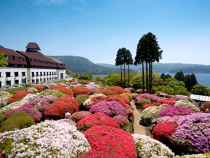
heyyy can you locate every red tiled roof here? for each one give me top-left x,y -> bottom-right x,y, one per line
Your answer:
26,42 -> 40,50
50,57 -> 64,64
0,47 -> 27,65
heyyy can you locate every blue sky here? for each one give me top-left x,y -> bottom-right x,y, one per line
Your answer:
1,0 -> 210,65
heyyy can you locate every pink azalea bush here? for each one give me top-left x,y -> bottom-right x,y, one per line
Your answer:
135,93 -> 159,102
89,101 -> 128,118
158,106 -> 195,118
113,115 -> 129,128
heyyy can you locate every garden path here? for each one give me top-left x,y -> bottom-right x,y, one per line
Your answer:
131,101 -> 152,137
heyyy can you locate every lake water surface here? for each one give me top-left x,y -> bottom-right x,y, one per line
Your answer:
92,74 -> 210,88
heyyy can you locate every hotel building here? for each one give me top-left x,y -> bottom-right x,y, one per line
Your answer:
0,42 -> 65,88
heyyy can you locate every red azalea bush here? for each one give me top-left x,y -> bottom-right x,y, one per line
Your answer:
117,94 -> 130,104
71,111 -> 92,122
51,85 -> 74,97
142,104 -> 156,109
157,98 -> 176,106
83,125 -> 137,158
107,86 -> 126,94
77,112 -> 120,131
73,86 -> 91,95
121,93 -> 132,102
35,85 -> 45,90
158,106 -> 195,118
153,121 -> 178,144
45,95 -> 79,119
7,91 -> 31,104
78,150 -> 119,158
94,89 -> 117,96
105,95 -> 128,108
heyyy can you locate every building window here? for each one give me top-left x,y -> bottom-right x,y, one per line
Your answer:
15,80 -> 19,85
6,81 -> 11,86
36,72 -> 38,76
22,72 -> 25,76
6,72 -> 11,77
39,60 -> 41,63
32,72 -> 35,77
20,57 -> 24,62
13,56 -> 18,61
14,72 -> 18,77
31,59 -> 33,63
40,72 -> 42,76
0,72 -> 1,77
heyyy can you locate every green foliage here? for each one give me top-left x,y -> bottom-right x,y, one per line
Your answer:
0,52 -> 8,67
191,84 -> 210,95
174,71 -> 184,81
79,80 -> 90,84
160,73 -> 171,81
66,68 -> 72,75
76,94 -> 89,106
0,111 -> 35,132
71,73 -> 78,78
78,74 -> 93,80
0,114 -> 5,124
136,99 -> 151,107
130,75 -> 143,89
104,73 -> 121,86
94,76 -> 105,83
184,73 -> 198,91
39,89 -> 65,98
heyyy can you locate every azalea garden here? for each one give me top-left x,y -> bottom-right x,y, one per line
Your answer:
0,78 -> 209,158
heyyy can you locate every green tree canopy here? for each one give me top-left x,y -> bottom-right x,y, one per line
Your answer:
174,71 -> 184,81
65,68 -> 72,76
184,73 -> 198,91
0,53 -> 8,67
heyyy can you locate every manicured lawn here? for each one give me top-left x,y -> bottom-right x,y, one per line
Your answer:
3,86 -> 28,94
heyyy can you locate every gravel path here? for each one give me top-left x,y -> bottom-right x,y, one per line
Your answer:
131,101 -> 152,137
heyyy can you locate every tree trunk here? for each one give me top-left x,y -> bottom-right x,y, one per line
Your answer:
124,63 -> 125,88
120,65 -> 122,87
149,62 -> 153,93
142,61 -> 145,93
146,61 -> 149,93
128,64 -> 130,87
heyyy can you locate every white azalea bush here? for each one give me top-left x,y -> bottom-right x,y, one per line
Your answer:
132,134 -> 175,158
174,100 -> 200,112
83,93 -> 106,108
0,120 -> 90,157
140,106 -> 165,125
175,153 -> 210,158
0,91 -> 10,96
0,94 -> 37,114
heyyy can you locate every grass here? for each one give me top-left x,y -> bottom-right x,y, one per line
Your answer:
1,85 -> 35,94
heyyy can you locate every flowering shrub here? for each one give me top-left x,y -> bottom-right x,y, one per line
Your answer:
23,95 -> 57,114
157,98 -> 176,106
85,83 -> 103,93
107,86 -> 126,94
151,116 -> 171,132
0,97 -> 9,108
0,94 -> 37,114
171,113 -> 210,154
204,101 -> 210,108
72,111 -> 92,122
51,85 -> 74,96
76,94 -> 89,106
27,87 -> 38,93
140,106 -> 165,125
113,115 -> 129,128
77,112 -> 120,131
117,94 -> 130,104
158,106 -> 195,118
174,100 -> 200,112
73,86 -> 91,95
121,93 -> 132,101
94,89 -> 117,96
153,121 -> 178,145
105,95 -> 128,108
7,91 -> 31,104
0,120 -> 90,157
0,111 -> 35,132
89,101 -> 128,118
172,95 -> 192,101
135,93 -> 159,102
136,98 -> 151,107
45,96 -> 79,119
78,150 -> 119,158
84,125 -> 137,157
39,89 -> 65,98
132,134 -> 175,158
142,104 -> 156,109
4,105 -> 42,122
0,93 -> 12,98
125,87 -> 135,93
175,153 -> 210,158
0,91 -> 10,96
126,107 -> 134,118
35,85 -> 46,90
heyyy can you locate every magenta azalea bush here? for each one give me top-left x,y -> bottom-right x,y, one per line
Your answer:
72,111 -> 92,122
89,101 -> 128,118
85,83 -> 102,93
113,115 -> 129,128
158,106 -> 195,118
22,95 -> 57,113
171,113 -> 210,154
3,106 -> 42,122
135,93 -> 159,102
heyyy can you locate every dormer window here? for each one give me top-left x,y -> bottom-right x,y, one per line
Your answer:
39,60 -> 41,63
13,56 -> 18,61
35,59 -> 38,63
31,59 -> 34,63
5,55 -> 9,60
20,57 -> 24,62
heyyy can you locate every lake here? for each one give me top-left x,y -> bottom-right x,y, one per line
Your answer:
92,74 -> 210,88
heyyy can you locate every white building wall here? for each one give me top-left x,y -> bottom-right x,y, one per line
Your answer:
0,67 -> 65,88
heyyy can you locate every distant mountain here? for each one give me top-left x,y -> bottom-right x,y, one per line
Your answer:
48,56 -> 119,74
97,63 -> 210,74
